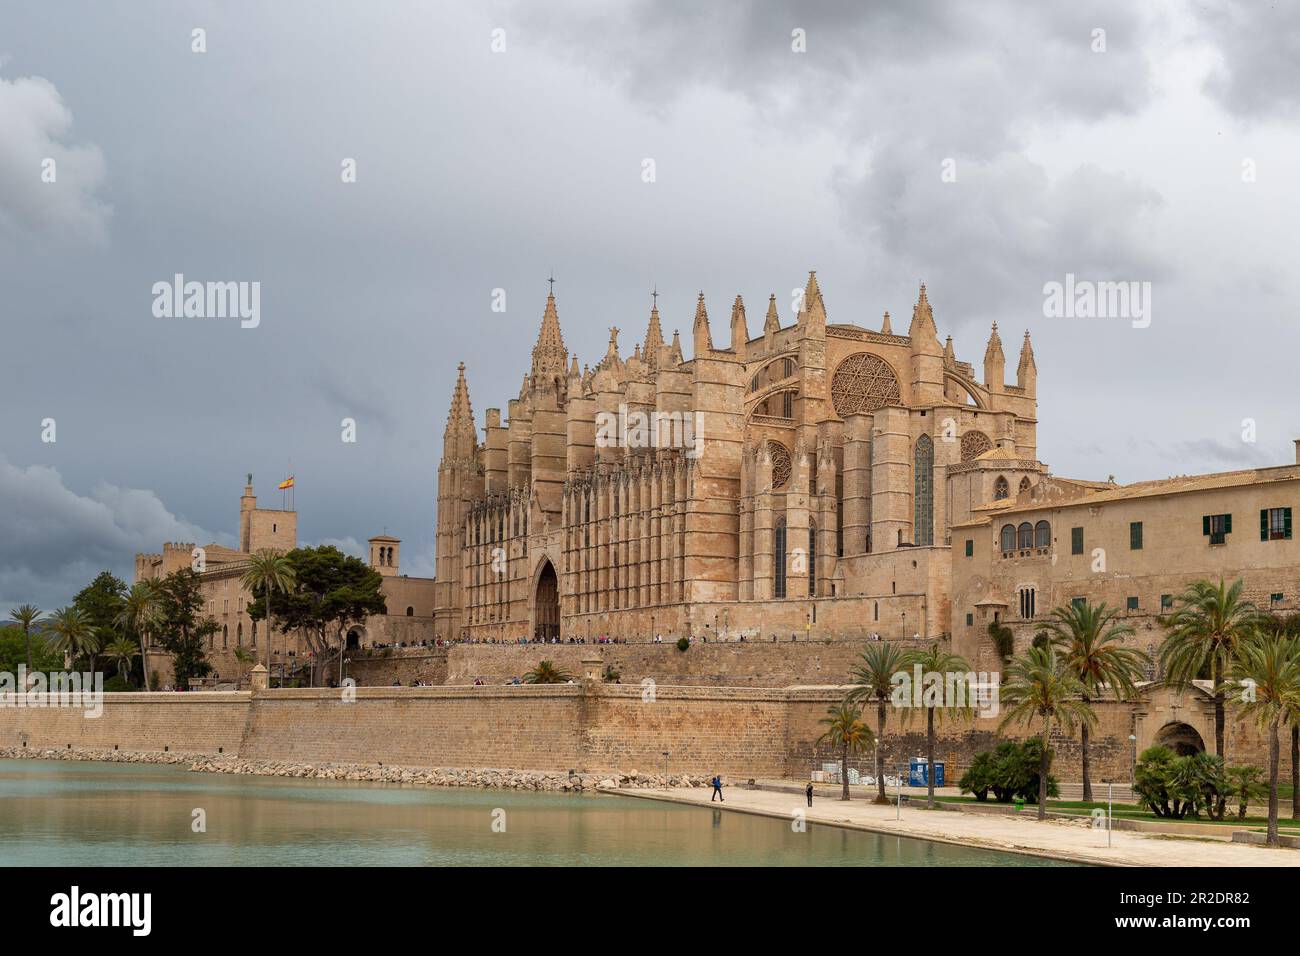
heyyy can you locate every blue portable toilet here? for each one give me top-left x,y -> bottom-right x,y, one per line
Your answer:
908,758 -> 945,787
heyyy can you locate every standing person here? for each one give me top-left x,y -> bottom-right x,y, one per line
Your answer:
711,774 -> 724,802
806,781 -> 814,807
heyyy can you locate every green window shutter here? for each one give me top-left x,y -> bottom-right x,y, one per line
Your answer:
1262,509 -> 1269,541
1203,515 -> 1210,536
965,539 -> 973,557
1224,513 -> 1232,534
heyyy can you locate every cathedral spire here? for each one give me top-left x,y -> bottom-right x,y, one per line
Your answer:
693,292 -> 713,356
764,294 -> 780,336
442,362 -> 477,461
984,322 -> 1005,389
642,291 -> 665,372
730,294 -> 748,352
802,270 -> 826,331
670,329 -> 684,364
531,288 -> 568,383
908,282 -> 940,354
881,310 -> 892,335
943,335 -> 955,365
1017,329 -> 1037,392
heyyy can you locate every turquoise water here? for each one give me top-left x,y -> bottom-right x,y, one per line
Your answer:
0,760 -> 1075,866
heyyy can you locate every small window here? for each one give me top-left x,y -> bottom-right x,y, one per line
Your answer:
1270,592 -> 1284,604
406,607 -> 414,616
1071,596 -> 1086,610
1071,527 -> 1084,555
1018,586 -> 1036,619
1126,596 -> 1139,611
1261,507 -> 1292,541
965,612 -> 974,627
1130,521 -> 1143,550
1160,594 -> 1172,611
1203,513 -> 1231,545
965,539 -> 973,557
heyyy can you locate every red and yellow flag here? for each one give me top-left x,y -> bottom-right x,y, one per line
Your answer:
278,475 -> 295,490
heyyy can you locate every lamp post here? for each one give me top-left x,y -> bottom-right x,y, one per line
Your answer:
1128,734 -> 1137,790
662,750 -> 669,784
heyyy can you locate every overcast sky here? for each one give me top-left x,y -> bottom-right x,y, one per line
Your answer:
2,0 -> 1298,611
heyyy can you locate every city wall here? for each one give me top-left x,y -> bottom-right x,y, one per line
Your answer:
0,685 -> 1289,783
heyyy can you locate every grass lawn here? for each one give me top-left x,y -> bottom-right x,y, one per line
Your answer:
934,794 -> 1300,832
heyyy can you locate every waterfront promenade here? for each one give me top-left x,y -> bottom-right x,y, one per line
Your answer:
615,787 -> 1300,867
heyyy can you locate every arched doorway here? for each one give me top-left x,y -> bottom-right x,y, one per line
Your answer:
533,560 -> 559,640
346,627 -> 364,651
1155,722 -> 1206,756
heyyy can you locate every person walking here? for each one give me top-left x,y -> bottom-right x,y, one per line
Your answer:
711,774 -> 724,802
805,781 -> 814,807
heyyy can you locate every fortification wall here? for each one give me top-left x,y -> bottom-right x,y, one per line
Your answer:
0,692 -> 249,755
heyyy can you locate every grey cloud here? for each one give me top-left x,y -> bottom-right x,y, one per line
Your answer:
0,456 -> 229,610
1194,1 -> 1300,118
0,72 -> 109,241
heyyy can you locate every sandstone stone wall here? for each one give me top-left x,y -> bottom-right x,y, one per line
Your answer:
348,648 -> 448,686
0,692 -> 249,755
1,684 -> 1290,785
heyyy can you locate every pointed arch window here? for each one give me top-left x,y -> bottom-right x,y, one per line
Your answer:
914,435 -> 934,546
808,523 -> 817,597
774,518 -> 787,599
994,476 -> 1009,500
1019,476 -> 1031,494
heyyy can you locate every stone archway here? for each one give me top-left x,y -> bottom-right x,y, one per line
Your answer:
346,626 -> 366,651
1155,721 -> 1206,756
532,559 -> 560,640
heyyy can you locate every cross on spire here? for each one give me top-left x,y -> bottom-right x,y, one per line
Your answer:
547,272 -> 555,295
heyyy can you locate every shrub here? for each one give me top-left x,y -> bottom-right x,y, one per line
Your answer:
676,637 -> 690,652
1133,746 -> 1232,819
960,740 -> 1059,804
102,674 -> 133,693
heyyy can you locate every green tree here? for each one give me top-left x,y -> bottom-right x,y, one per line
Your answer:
1045,600 -> 1149,801
0,626 -> 62,675
46,607 -> 100,672
8,604 -> 44,672
1160,578 -> 1259,760
522,660 -> 572,684
816,701 -> 875,801
154,570 -> 216,687
71,571 -> 127,676
249,546 -> 384,687
103,636 -> 140,686
1223,764 -> 1267,820
906,642 -> 973,808
240,549 -> 297,673
847,641 -> 912,804
1227,629 -> 1300,846
115,581 -> 163,691
999,642 -> 1095,820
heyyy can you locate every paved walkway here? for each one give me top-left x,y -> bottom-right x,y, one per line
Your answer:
614,787 -> 1300,867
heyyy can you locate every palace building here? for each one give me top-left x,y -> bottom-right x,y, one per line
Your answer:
436,274 -> 1043,643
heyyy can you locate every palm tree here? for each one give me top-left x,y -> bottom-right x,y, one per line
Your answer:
115,581 -> 162,691
241,550 -> 297,673
816,701 -> 875,801
999,643 -> 1095,820
1227,629 -> 1300,846
104,637 -> 140,686
907,642 -> 973,808
8,604 -> 44,673
847,642 -> 913,804
522,660 -> 572,684
46,607 -> 99,671
1045,600 -> 1150,801
1160,578 -> 1258,759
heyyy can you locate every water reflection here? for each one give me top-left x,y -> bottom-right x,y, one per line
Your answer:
0,760 -> 1076,867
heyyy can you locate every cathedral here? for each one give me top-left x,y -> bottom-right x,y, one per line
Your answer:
434,273 -> 1041,643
